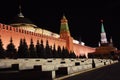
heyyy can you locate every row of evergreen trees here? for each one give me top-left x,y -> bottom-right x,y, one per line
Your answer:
0,38 -> 77,59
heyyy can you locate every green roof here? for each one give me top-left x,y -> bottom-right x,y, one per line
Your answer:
60,15 -> 70,33
60,24 -> 70,32
101,23 -> 105,33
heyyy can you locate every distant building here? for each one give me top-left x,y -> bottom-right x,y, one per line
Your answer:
89,20 -> 118,59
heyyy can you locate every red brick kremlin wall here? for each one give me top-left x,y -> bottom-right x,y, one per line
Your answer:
0,23 -> 95,57
73,43 -> 96,57
0,23 -> 66,50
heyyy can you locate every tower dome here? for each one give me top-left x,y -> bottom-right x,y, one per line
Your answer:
8,5 -> 37,32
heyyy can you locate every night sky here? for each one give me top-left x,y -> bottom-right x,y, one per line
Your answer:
0,0 -> 120,49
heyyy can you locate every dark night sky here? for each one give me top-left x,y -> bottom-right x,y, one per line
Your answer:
0,0 -> 120,49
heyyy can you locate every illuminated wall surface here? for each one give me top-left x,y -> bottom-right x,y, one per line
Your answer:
0,15 -> 96,57
0,23 -> 95,57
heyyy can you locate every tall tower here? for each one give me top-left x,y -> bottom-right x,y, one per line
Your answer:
100,20 -> 108,44
60,15 -> 73,52
60,15 -> 71,38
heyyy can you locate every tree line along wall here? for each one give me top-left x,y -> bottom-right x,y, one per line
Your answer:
0,23 -> 96,57
0,23 -> 66,50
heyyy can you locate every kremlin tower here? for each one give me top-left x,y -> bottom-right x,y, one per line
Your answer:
100,19 -> 108,44
90,20 -> 117,58
60,15 -> 73,52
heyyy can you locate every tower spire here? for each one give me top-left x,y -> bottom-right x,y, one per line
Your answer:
101,20 -> 105,33
100,19 -> 108,44
18,1 -> 24,18
60,14 -> 70,38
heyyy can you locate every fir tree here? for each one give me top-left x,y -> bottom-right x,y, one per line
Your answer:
61,47 -> 69,58
40,39 -> 45,58
18,38 -> 24,58
69,51 -> 76,58
36,40 -> 40,58
61,46 -> 65,58
45,40 -> 50,58
29,38 -> 36,58
0,38 -> 5,58
64,48 -> 69,58
52,44 -> 57,58
57,46 -> 62,58
6,37 -> 16,59
22,38 -> 29,58
45,40 -> 53,58
49,46 -> 53,58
